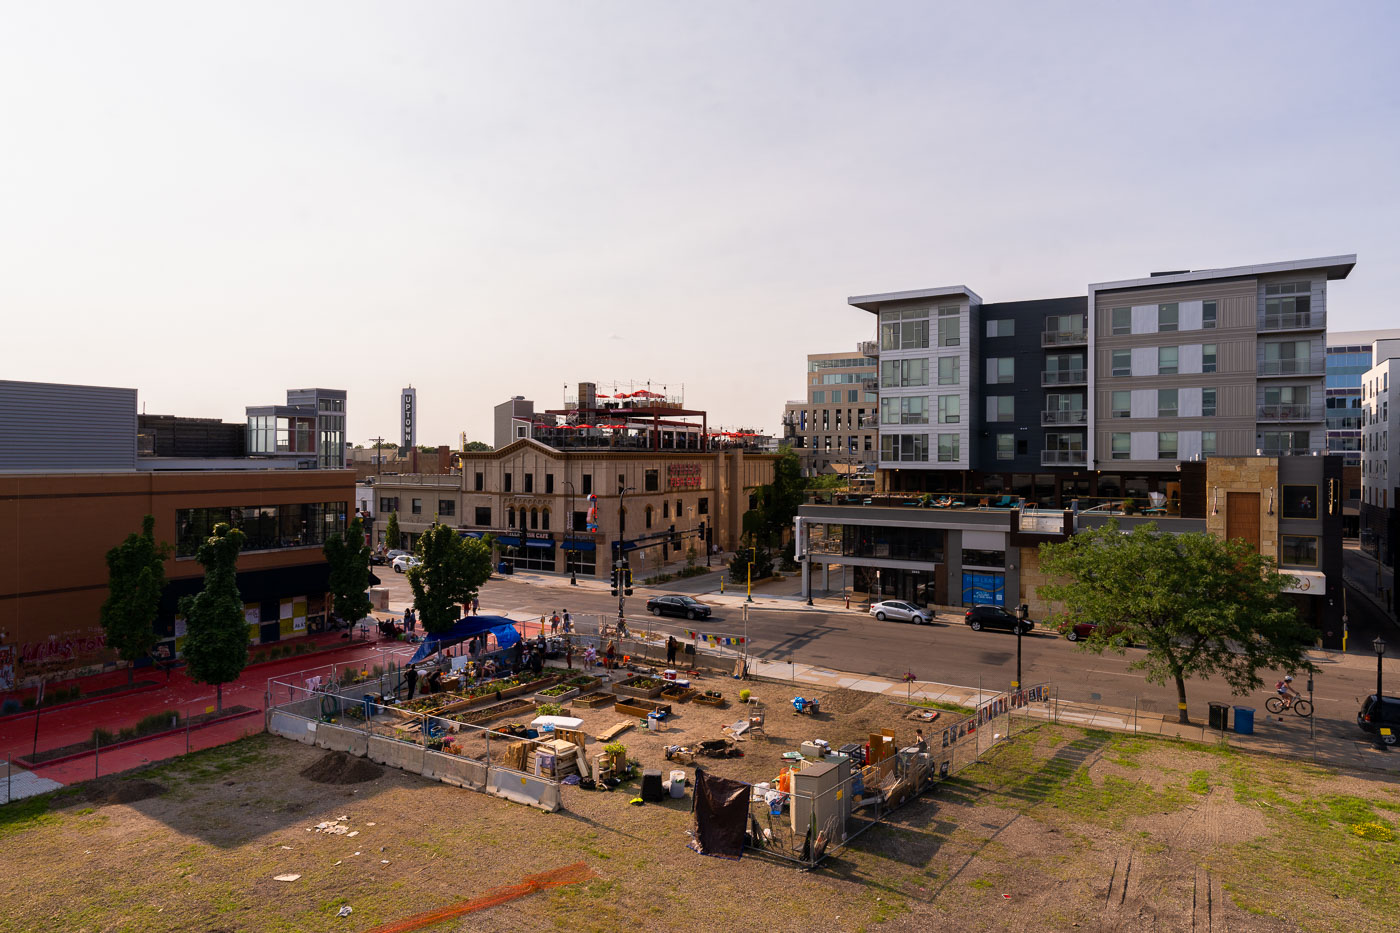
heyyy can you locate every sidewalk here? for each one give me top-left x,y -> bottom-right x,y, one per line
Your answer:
746,660 -> 1400,775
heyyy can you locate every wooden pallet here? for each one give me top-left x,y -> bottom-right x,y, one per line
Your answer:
594,721 -> 634,743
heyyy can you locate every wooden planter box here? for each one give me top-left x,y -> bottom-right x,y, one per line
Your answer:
573,692 -> 615,709
693,693 -> 727,709
660,686 -> 695,703
612,676 -> 666,699
533,686 -> 580,705
435,674 -> 562,713
614,700 -> 673,718
443,698 -> 537,726
562,675 -> 603,693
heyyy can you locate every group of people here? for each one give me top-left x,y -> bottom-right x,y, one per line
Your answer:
543,610 -> 573,635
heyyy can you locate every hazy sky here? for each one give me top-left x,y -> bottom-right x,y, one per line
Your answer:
4,2 -> 1397,445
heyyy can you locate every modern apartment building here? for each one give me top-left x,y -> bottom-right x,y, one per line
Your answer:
1361,338 -> 1400,564
846,255 -> 1355,508
781,350 -> 879,476
246,387 -> 348,469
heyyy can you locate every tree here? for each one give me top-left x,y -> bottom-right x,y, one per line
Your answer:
1037,521 -> 1316,724
323,516 -> 373,628
178,523 -> 249,713
100,515 -> 171,684
749,446 -> 806,547
385,511 -> 402,550
463,440 -> 493,451
407,523 -> 493,634
727,534 -> 774,584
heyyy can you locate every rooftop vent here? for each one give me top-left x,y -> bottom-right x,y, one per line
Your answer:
1149,270 -> 1191,277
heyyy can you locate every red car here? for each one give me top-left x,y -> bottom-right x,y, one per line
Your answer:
1064,621 -> 1128,643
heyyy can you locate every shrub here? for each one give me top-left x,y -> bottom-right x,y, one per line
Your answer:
739,688 -> 751,703
1,699 -> 19,715
603,742 -> 627,757
536,702 -> 565,717
134,711 -> 181,736
21,697 -> 35,711
91,727 -> 117,746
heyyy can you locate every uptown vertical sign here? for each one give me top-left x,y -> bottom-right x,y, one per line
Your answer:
401,387 -> 416,449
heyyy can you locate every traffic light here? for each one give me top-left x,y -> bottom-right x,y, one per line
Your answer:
610,565 -> 620,596
624,566 -> 634,596
697,521 -> 706,543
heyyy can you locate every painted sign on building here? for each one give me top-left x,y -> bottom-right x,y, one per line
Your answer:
401,387 -> 417,449
667,463 -> 702,490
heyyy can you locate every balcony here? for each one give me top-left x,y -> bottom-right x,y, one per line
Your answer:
858,339 -> 879,357
1260,311 -> 1324,332
1260,446 -> 1312,457
1258,360 -> 1321,377
1041,369 -> 1088,386
1257,404 -> 1321,422
1041,449 -> 1087,466
1042,328 -> 1087,347
861,378 -> 878,391
1041,409 -> 1087,426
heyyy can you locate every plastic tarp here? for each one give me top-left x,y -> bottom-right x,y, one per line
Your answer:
688,767 -> 748,860
408,615 -> 521,663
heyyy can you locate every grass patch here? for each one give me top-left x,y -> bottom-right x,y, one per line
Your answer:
1187,770 -> 1210,795
0,793 -> 61,841
907,698 -> 975,716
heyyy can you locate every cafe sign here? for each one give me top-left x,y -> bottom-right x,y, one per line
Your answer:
667,463 -> 702,490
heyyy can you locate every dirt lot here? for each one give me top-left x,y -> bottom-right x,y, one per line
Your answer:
3,672 -> 1400,933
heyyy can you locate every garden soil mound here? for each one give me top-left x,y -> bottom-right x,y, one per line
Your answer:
106,780 -> 166,804
818,688 -> 879,714
300,750 -> 383,785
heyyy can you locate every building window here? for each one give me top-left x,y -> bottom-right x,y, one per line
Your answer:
847,389 -> 858,403
1111,433 -> 1130,460
986,358 -> 1015,384
176,502 -> 347,557
996,433 -> 1014,460
937,434 -> 959,462
987,396 -> 1014,422
504,473 -> 513,492
698,497 -> 708,515
881,396 -> 928,425
1158,389 -> 1178,418
1158,303 -> 1179,332
543,509 -> 551,530
644,469 -> 659,492
438,500 -> 455,517
474,472 -> 484,491
581,474 -> 592,494
1112,349 -> 1131,377
1281,535 -> 1318,567
645,506 -> 654,529
524,473 -> 534,493
864,391 -> 878,403
1202,431 -> 1216,456
545,474 -> 554,494
663,500 -> 670,519
812,390 -> 826,403
1157,431 -> 1177,460
379,496 -> 399,513
475,506 -> 491,526
1111,390 -> 1130,418
1203,301 -> 1217,329
880,434 -> 929,462
506,507 -> 515,528
937,357 -> 959,385
879,308 -> 930,350
1264,283 -> 1312,327
938,307 -> 961,347
1203,343 -> 1217,373
1111,307 -> 1131,335
882,358 -> 929,388
986,318 -> 1014,338
411,498 -> 423,514
1203,388 -> 1217,417
938,394 -> 960,424
1158,346 -> 1179,375
527,508 -> 537,529
1281,485 -> 1318,519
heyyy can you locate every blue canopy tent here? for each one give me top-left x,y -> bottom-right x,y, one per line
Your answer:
408,615 -> 522,664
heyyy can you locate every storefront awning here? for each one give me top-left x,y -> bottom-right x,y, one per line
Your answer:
562,539 -> 595,551
525,539 -> 553,549
496,535 -> 521,547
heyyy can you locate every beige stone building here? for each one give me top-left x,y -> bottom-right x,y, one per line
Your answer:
365,439 -> 776,577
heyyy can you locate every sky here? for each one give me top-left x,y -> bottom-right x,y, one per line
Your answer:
4,2 -> 1398,446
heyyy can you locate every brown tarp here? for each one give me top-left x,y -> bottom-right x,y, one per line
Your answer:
688,767 -> 748,860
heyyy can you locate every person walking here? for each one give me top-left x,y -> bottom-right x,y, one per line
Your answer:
550,611 -> 561,635
471,596 -> 480,615
565,641 -> 575,670
666,635 -> 679,666
562,609 -> 573,633
403,666 -> 419,700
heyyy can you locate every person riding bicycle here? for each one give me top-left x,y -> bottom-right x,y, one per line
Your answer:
1275,675 -> 1300,708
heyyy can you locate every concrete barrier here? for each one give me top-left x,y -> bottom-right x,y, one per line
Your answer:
269,710 -> 317,744
315,723 -> 369,757
368,734 -> 426,773
488,767 -> 561,811
423,750 -> 488,790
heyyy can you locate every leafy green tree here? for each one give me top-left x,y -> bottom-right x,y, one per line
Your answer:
323,516 -> 373,627
463,440 -> 493,451
750,446 -> 805,547
727,534 -> 773,584
407,523 -> 493,634
178,523 -> 249,713
100,515 -> 172,684
385,511 -> 402,550
1037,521 -> 1315,724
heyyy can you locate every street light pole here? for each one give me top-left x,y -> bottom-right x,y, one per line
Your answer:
1375,637 -> 1387,702
1014,603 -> 1028,691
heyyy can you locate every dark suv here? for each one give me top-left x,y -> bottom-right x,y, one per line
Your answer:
1357,694 -> 1400,745
965,605 -> 1034,635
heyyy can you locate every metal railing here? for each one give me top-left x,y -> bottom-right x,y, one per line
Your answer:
1041,369 -> 1087,386
1260,312 -> 1323,331
1040,449 -> 1087,466
1257,404 -> 1319,421
1258,360 -> 1320,377
1041,409 -> 1087,425
861,378 -> 878,391
1041,329 -> 1087,346
858,340 -> 879,357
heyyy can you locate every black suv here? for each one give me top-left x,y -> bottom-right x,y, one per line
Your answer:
964,605 -> 1034,635
1357,694 -> 1400,745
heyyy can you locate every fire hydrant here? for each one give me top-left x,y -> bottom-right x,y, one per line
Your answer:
844,595 -> 850,609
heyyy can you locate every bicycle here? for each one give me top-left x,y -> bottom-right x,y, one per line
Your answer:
1265,694 -> 1312,717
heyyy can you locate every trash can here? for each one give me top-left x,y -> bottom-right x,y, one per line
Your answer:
1208,702 -> 1230,731
497,561 -> 513,575
1233,706 -> 1254,735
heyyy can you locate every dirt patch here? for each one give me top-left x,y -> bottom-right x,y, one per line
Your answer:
106,780 -> 167,805
811,687 -> 878,714
299,750 -> 384,785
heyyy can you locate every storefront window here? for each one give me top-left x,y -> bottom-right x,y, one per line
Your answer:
176,501 -> 346,557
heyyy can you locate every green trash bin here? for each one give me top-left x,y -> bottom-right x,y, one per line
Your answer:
1208,702 -> 1229,731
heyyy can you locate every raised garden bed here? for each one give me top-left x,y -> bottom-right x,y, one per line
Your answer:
572,692 -> 615,709
615,700 -> 673,718
660,685 -> 695,703
562,674 -> 602,692
612,675 -> 666,699
693,691 -> 727,708
439,697 -> 537,727
434,674 -> 563,713
532,683 -> 581,704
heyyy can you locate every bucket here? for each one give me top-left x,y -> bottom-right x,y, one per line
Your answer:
669,771 -> 686,798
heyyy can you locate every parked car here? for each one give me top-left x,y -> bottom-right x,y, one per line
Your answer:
645,595 -> 713,620
369,553 -> 386,566
965,605 -> 1034,634
869,600 -> 933,625
386,549 -> 410,561
391,555 -> 421,573
1357,694 -> 1400,745
1064,621 -> 1127,642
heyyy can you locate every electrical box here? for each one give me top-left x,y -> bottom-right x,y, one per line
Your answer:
790,757 -> 852,843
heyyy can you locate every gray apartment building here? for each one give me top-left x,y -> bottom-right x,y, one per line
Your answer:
781,350 -> 879,476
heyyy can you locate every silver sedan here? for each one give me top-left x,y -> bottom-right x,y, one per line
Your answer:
870,600 -> 933,625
